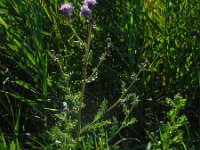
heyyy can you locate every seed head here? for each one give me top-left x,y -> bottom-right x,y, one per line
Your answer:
59,3 -> 73,18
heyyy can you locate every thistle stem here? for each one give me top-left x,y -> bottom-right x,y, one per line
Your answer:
77,20 -> 93,139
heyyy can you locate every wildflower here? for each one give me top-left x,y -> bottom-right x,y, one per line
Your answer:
59,3 -> 73,18
84,0 -> 97,9
80,5 -> 91,18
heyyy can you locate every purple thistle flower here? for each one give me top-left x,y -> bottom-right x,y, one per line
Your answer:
84,0 -> 97,9
59,3 -> 73,18
80,5 -> 91,18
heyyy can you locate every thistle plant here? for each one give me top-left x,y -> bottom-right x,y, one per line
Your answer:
59,0 -> 98,139
55,1 -> 148,147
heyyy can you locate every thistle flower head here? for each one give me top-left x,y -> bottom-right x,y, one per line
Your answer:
59,3 -> 73,18
80,5 -> 91,18
84,0 -> 97,9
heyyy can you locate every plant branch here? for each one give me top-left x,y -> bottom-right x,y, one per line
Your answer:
105,68 -> 142,113
81,68 -> 143,133
77,20 -> 93,139
86,52 -> 107,83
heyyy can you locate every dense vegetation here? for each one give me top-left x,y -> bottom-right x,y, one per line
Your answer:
0,0 -> 199,149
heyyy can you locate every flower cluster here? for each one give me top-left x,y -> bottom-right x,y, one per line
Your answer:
83,0 -> 97,9
59,0 -> 97,20
80,5 -> 91,18
80,0 -> 97,18
59,3 -> 73,19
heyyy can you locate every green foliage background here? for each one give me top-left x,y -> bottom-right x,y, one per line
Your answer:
0,0 -> 199,149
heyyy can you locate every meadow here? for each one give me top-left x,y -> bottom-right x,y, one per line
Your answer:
0,0 -> 199,149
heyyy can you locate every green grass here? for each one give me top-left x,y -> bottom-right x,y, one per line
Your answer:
0,0 -> 199,149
